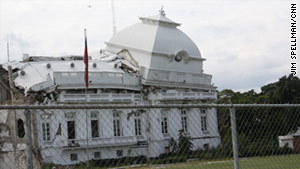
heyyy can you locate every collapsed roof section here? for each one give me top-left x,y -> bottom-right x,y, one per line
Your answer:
1,53 -> 141,95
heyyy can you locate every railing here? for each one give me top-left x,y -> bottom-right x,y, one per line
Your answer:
60,136 -> 138,150
142,67 -> 212,86
153,92 -> 217,100
53,71 -> 140,88
59,93 -> 142,103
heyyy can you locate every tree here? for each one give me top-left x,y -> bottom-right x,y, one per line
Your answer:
217,74 -> 300,156
260,74 -> 300,103
168,137 -> 178,153
177,129 -> 193,154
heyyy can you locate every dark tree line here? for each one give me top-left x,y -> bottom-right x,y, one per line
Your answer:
217,74 -> 300,157
218,74 -> 300,104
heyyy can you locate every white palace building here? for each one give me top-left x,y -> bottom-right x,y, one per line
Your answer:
0,10 -> 220,166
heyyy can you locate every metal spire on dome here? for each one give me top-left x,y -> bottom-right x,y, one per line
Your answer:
111,0 -> 117,36
159,6 -> 165,16
139,7 -> 181,27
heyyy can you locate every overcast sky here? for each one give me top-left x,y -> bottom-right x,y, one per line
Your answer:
0,0 -> 299,92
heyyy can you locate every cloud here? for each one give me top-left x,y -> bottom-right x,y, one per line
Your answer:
0,33 -> 31,63
0,0 -> 298,92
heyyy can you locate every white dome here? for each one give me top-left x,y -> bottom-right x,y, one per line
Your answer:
105,12 -> 202,58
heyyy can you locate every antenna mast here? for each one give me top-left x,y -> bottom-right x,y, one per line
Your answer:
7,35 -> 10,62
111,0 -> 117,36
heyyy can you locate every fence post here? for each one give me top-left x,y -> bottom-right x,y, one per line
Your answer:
230,107 -> 239,169
24,109 -> 33,169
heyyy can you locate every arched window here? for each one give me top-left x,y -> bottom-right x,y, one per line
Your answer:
113,111 -> 122,137
17,119 -> 25,138
200,109 -> 208,133
181,110 -> 188,133
134,112 -> 142,136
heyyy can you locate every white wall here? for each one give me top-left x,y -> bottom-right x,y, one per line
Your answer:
36,101 -> 220,165
278,136 -> 294,149
150,54 -> 203,74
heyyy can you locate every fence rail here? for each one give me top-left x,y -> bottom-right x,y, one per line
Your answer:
1,103 -> 300,109
0,104 -> 299,169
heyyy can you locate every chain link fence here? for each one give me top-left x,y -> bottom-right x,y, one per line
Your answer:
0,104 -> 300,169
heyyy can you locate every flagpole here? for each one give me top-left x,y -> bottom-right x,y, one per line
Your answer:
85,84 -> 89,165
84,28 -> 90,165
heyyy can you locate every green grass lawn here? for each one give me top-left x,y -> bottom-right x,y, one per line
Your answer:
145,154 -> 300,169
46,154 -> 300,169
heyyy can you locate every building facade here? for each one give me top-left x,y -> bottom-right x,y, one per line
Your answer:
0,11 -> 220,166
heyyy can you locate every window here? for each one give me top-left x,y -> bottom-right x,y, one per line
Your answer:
116,150 -> 123,157
175,54 -> 183,62
94,152 -> 101,159
91,111 -> 98,118
134,112 -> 142,136
17,119 -> 25,138
42,122 -> 51,141
113,119 -> 121,136
70,153 -> 78,161
201,109 -> 208,132
204,143 -> 209,150
91,112 -> 99,138
66,113 -> 76,139
113,111 -> 122,137
65,113 -> 75,119
91,120 -> 99,138
41,114 -> 50,119
67,121 -> 76,139
161,112 -> 168,134
174,50 -> 188,62
41,114 -> 51,141
181,110 -> 188,133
